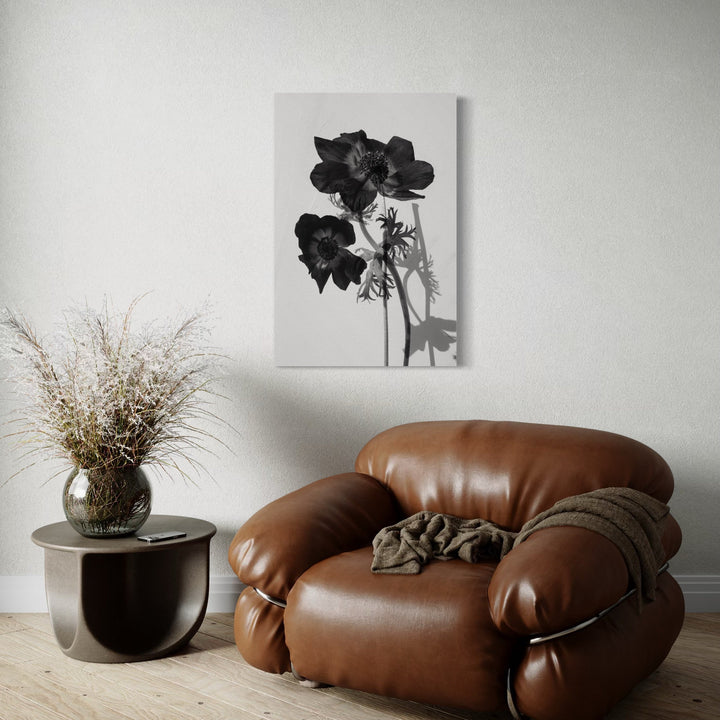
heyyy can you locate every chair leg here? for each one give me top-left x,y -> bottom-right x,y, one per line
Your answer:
291,662 -> 327,688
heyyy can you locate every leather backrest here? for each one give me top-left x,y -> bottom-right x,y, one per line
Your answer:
355,420 -> 674,531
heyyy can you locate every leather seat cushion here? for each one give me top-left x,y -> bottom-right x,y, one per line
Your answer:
284,547 -> 514,712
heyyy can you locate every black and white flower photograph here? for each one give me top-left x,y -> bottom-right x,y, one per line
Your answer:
275,94 -> 457,367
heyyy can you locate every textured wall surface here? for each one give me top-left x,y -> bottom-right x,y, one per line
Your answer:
0,0 -> 718,582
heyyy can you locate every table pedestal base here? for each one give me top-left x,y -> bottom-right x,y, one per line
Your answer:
33,516 -> 215,663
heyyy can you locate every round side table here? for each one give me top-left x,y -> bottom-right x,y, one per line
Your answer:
32,515 -> 216,663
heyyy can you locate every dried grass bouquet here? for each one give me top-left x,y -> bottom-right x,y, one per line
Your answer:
1,296 -> 224,485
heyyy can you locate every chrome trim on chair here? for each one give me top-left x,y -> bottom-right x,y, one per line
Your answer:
506,667 -> 525,720
253,587 -> 287,609
528,563 -> 670,646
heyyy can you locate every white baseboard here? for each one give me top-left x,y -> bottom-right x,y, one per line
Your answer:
1,575 -> 718,614
0,576 -> 48,613
673,575 -> 720,613
207,576 -> 245,613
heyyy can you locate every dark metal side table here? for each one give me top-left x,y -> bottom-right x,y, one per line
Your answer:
32,515 -> 216,662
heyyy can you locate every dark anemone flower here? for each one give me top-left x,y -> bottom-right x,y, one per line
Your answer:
310,130 -> 434,213
296,214 -> 368,293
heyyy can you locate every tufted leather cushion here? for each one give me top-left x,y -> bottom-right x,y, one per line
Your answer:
228,472 -> 398,600
355,420 -> 674,531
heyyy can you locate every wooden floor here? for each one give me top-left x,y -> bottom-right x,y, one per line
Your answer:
0,613 -> 717,720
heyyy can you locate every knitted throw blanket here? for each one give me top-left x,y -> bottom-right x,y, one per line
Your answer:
371,487 -> 669,603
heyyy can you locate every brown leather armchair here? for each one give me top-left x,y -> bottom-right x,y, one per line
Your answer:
228,420 -> 684,720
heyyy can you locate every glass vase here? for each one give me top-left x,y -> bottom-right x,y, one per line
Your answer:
63,466 -> 152,538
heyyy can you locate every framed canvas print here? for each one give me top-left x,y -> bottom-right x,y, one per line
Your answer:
275,93 -> 456,367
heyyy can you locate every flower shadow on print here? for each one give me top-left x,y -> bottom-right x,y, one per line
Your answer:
294,129 -> 456,366
399,203 -> 457,366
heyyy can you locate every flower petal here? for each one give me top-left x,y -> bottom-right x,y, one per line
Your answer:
336,130 -> 368,147
331,264 -> 352,290
384,136 -> 415,168
318,215 -> 356,247
314,136 -> 351,163
298,236 -> 319,255
310,161 -> 351,193
312,267 -> 332,293
294,213 -> 321,240
330,249 -> 367,290
344,252 -> 367,284
364,137 -> 387,155
339,178 -> 378,213
388,160 -> 435,191
299,253 -> 332,293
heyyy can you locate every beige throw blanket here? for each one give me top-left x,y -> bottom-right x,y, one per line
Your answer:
371,487 -> 669,604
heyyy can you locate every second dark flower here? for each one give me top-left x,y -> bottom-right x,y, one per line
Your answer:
296,214 -> 368,293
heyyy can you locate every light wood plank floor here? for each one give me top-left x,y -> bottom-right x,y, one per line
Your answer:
0,613 -> 717,719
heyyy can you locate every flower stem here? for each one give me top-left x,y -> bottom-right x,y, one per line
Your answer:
382,271 -> 389,367
385,256 -> 411,366
359,220 -> 380,250
378,195 -> 412,367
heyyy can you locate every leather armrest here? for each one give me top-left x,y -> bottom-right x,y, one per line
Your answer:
488,526 -> 630,636
488,513 -> 682,637
228,472 -> 398,600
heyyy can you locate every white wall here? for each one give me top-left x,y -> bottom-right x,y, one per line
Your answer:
1,1 -> 718,605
